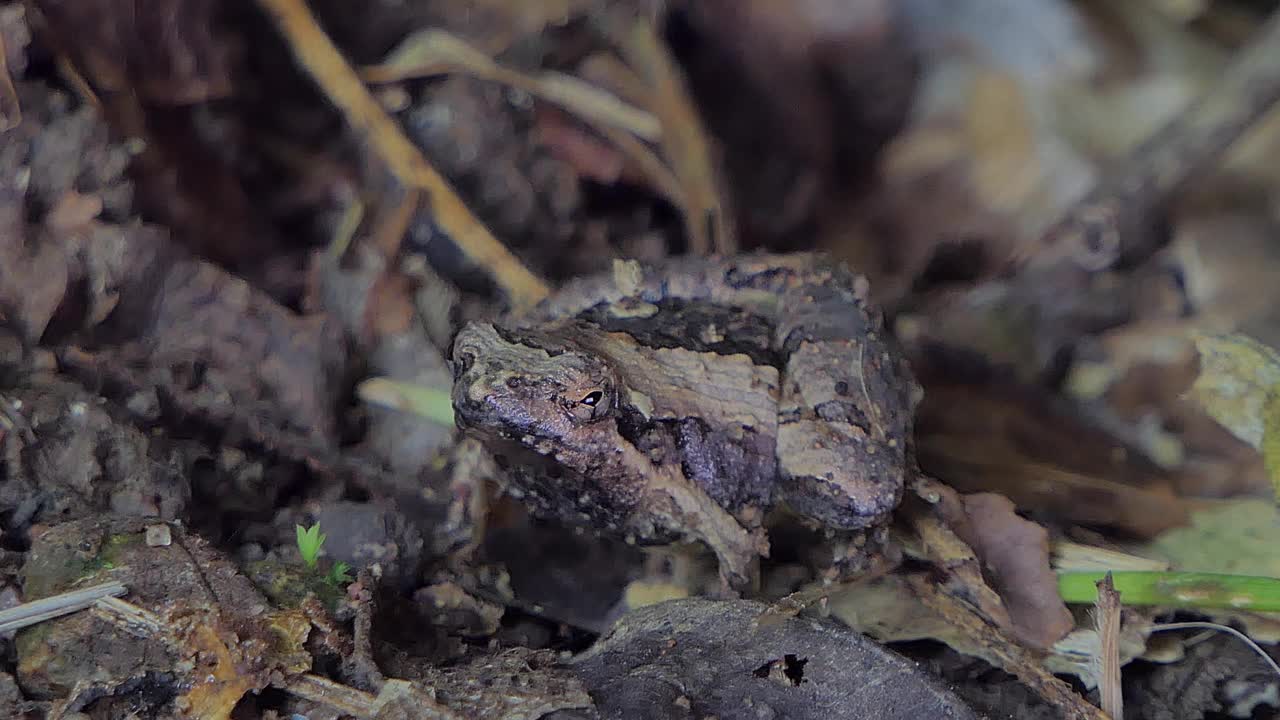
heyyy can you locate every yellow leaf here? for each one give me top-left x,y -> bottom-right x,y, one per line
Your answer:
1188,332 -> 1280,500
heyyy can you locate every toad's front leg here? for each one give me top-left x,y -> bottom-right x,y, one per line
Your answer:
635,466 -> 768,595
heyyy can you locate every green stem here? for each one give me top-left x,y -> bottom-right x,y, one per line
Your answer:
1058,571 -> 1280,612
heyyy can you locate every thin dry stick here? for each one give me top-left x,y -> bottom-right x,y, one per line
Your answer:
1093,573 -> 1123,720
0,581 -> 127,633
254,0 -> 550,310
1031,7 -> 1280,272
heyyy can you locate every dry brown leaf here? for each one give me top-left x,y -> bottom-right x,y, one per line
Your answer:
939,491 -> 1076,650
1079,213 -> 1280,384
0,223 -> 68,342
828,570 -> 1101,719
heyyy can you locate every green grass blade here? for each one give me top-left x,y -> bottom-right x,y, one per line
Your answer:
357,377 -> 455,427
1059,571 -> 1280,612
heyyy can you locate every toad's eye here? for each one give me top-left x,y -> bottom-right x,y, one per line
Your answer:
569,387 -> 611,422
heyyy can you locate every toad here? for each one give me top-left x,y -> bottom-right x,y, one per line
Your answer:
451,253 -> 919,589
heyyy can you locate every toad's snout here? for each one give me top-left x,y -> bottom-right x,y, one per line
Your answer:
449,324 -> 528,430
449,325 -> 485,379
449,361 -> 497,427
449,325 -> 492,426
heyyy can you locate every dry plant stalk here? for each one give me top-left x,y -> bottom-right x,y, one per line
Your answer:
0,581 -> 127,633
1092,573 -> 1123,720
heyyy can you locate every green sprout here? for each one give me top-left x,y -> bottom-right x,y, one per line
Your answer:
296,523 -> 326,570
327,561 -> 353,586
296,523 -> 354,588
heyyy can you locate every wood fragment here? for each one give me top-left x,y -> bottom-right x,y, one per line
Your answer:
282,674 -> 464,720
909,574 -> 1109,720
1029,7 -> 1280,273
254,0 -> 550,310
343,569 -> 385,690
92,596 -> 169,638
1092,573 -> 1123,720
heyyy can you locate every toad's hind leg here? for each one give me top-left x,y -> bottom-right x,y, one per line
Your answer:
771,278 -> 918,532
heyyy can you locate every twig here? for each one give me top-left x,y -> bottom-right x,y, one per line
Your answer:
254,0 -> 550,310
281,674 -> 377,718
0,581 -> 127,634
1092,573 -> 1123,720
361,29 -> 661,141
361,29 -> 689,214
367,187 -> 422,259
342,569 -> 385,691
1029,7 -> 1280,272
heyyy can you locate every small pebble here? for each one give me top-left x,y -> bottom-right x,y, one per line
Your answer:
145,524 -> 172,547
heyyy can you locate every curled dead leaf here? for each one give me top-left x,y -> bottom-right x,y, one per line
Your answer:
948,492 -> 1076,649
919,480 -> 1075,650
